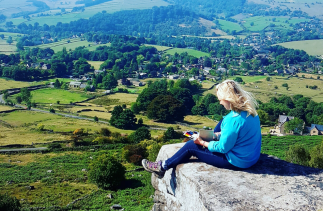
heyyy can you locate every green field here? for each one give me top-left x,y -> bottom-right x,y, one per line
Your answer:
4,0 -> 169,26
0,32 -> 24,54
275,39 -> 323,56
144,44 -> 172,51
165,48 -> 210,57
241,76 -> 323,103
0,78 -> 35,90
88,61 -> 104,70
261,135 -> 323,160
20,88 -> 90,104
216,19 -> 243,32
228,76 -> 267,83
242,16 -> 310,32
31,38 -> 111,53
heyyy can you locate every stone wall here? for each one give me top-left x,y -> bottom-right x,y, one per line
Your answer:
151,143 -> 323,211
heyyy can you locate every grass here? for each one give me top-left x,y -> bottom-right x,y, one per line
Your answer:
31,38 -> 111,53
227,76 -> 268,83
88,61 -> 104,70
165,48 -> 210,57
275,39 -> 323,56
27,88 -> 90,104
0,105 -> 16,112
4,0 -> 169,26
0,32 -> 24,54
240,76 -> 323,103
261,135 -> 323,160
242,16 -> 310,32
144,44 -> 172,51
216,19 -> 243,32
0,149 -> 155,210
0,78 -> 36,91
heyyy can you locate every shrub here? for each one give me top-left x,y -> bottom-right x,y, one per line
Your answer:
122,144 -> 147,164
38,124 -> 45,131
92,136 -> 113,145
93,116 -> 98,122
89,155 -> 125,189
73,128 -> 85,136
49,108 -> 55,113
138,118 -> 143,125
0,193 -> 21,211
163,127 -> 181,140
285,143 -> 310,166
48,143 -> 62,151
308,141 -> 323,169
147,142 -> 163,161
282,83 -> 288,87
99,128 -> 111,136
128,127 -> 151,143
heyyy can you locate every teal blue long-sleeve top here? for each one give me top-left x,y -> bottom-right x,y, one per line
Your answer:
208,110 -> 262,168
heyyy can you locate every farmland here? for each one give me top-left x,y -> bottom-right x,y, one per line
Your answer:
240,76 -> 323,103
144,44 -> 172,51
9,88 -> 92,104
165,48 -> 210,57
31,38 -> 111,53
3,0 -> 169,27
88,61 -> 104,70
0,32 -> 24,55
216,19 -> 243,32
0,78 -> 35,91
275,39 -> 323,56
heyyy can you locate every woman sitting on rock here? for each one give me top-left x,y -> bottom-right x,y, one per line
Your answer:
142,80 -> 262,178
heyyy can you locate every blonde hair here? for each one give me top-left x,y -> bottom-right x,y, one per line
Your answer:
216,80 -> 258,117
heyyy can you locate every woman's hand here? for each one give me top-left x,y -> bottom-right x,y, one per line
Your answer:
194,137 -> 209,148
193,136 -> 204,145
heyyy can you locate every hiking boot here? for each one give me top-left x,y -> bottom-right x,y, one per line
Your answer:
142,159 -> 165,179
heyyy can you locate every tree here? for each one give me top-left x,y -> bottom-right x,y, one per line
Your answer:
6,36 -> 13,45
138,118 -> 143,125
266,77 -> 270,81
94,116 -> 99,122
164,127 -> 181,140
191,104 -> 207,116
113,109 -> 137,129
15,95 -> 22,104
54,79 -> 61,88
147,95 -> 186,122
257,109 -> 270,125
51,63 -> 67,77
169,88 -> 195,111
128,126 -> 151,143
89,154 -> 125,189
285,118 -> 304,134
285,143 -> 310,166
20,87 -> 32,103
102,74 -> 117,90
234,77 -> 243,83
0,193 -> 21,211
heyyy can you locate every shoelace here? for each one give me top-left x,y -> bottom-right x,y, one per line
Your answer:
148,161 -> 159,169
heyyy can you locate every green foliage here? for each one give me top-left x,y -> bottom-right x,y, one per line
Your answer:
20,88 -> 32,103
266,77 -> 270,81
191,104 -> 207,116
49,108 -> 55,113
234,77 -> 243,83
282,83 -> 288,87
131,102 -> 140,114
110,106 -> 137,129
163,127 -> 181,140
285,143 -> 310,166
93,116 -> 99,122
285,117 -> 304,134
54,79 -> 61,89
138,118 -> 143,125
122,144 -> 148,164
169,88 -> 195,111
147,95 -> 186,122
89,154 -> 125,190
93,136 -> 113,144
99,128 -> 111,136
48,142 -> 62,151
128,127 -> 151,144
308,141 -> 323,169
0,193 -> 21,211
147,142 -> 163,161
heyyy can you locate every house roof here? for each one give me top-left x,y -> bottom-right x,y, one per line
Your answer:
278,115 -> 294,123
310,124 -> 323,131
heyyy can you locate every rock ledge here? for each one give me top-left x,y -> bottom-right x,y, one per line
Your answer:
151,143 -> 323,211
